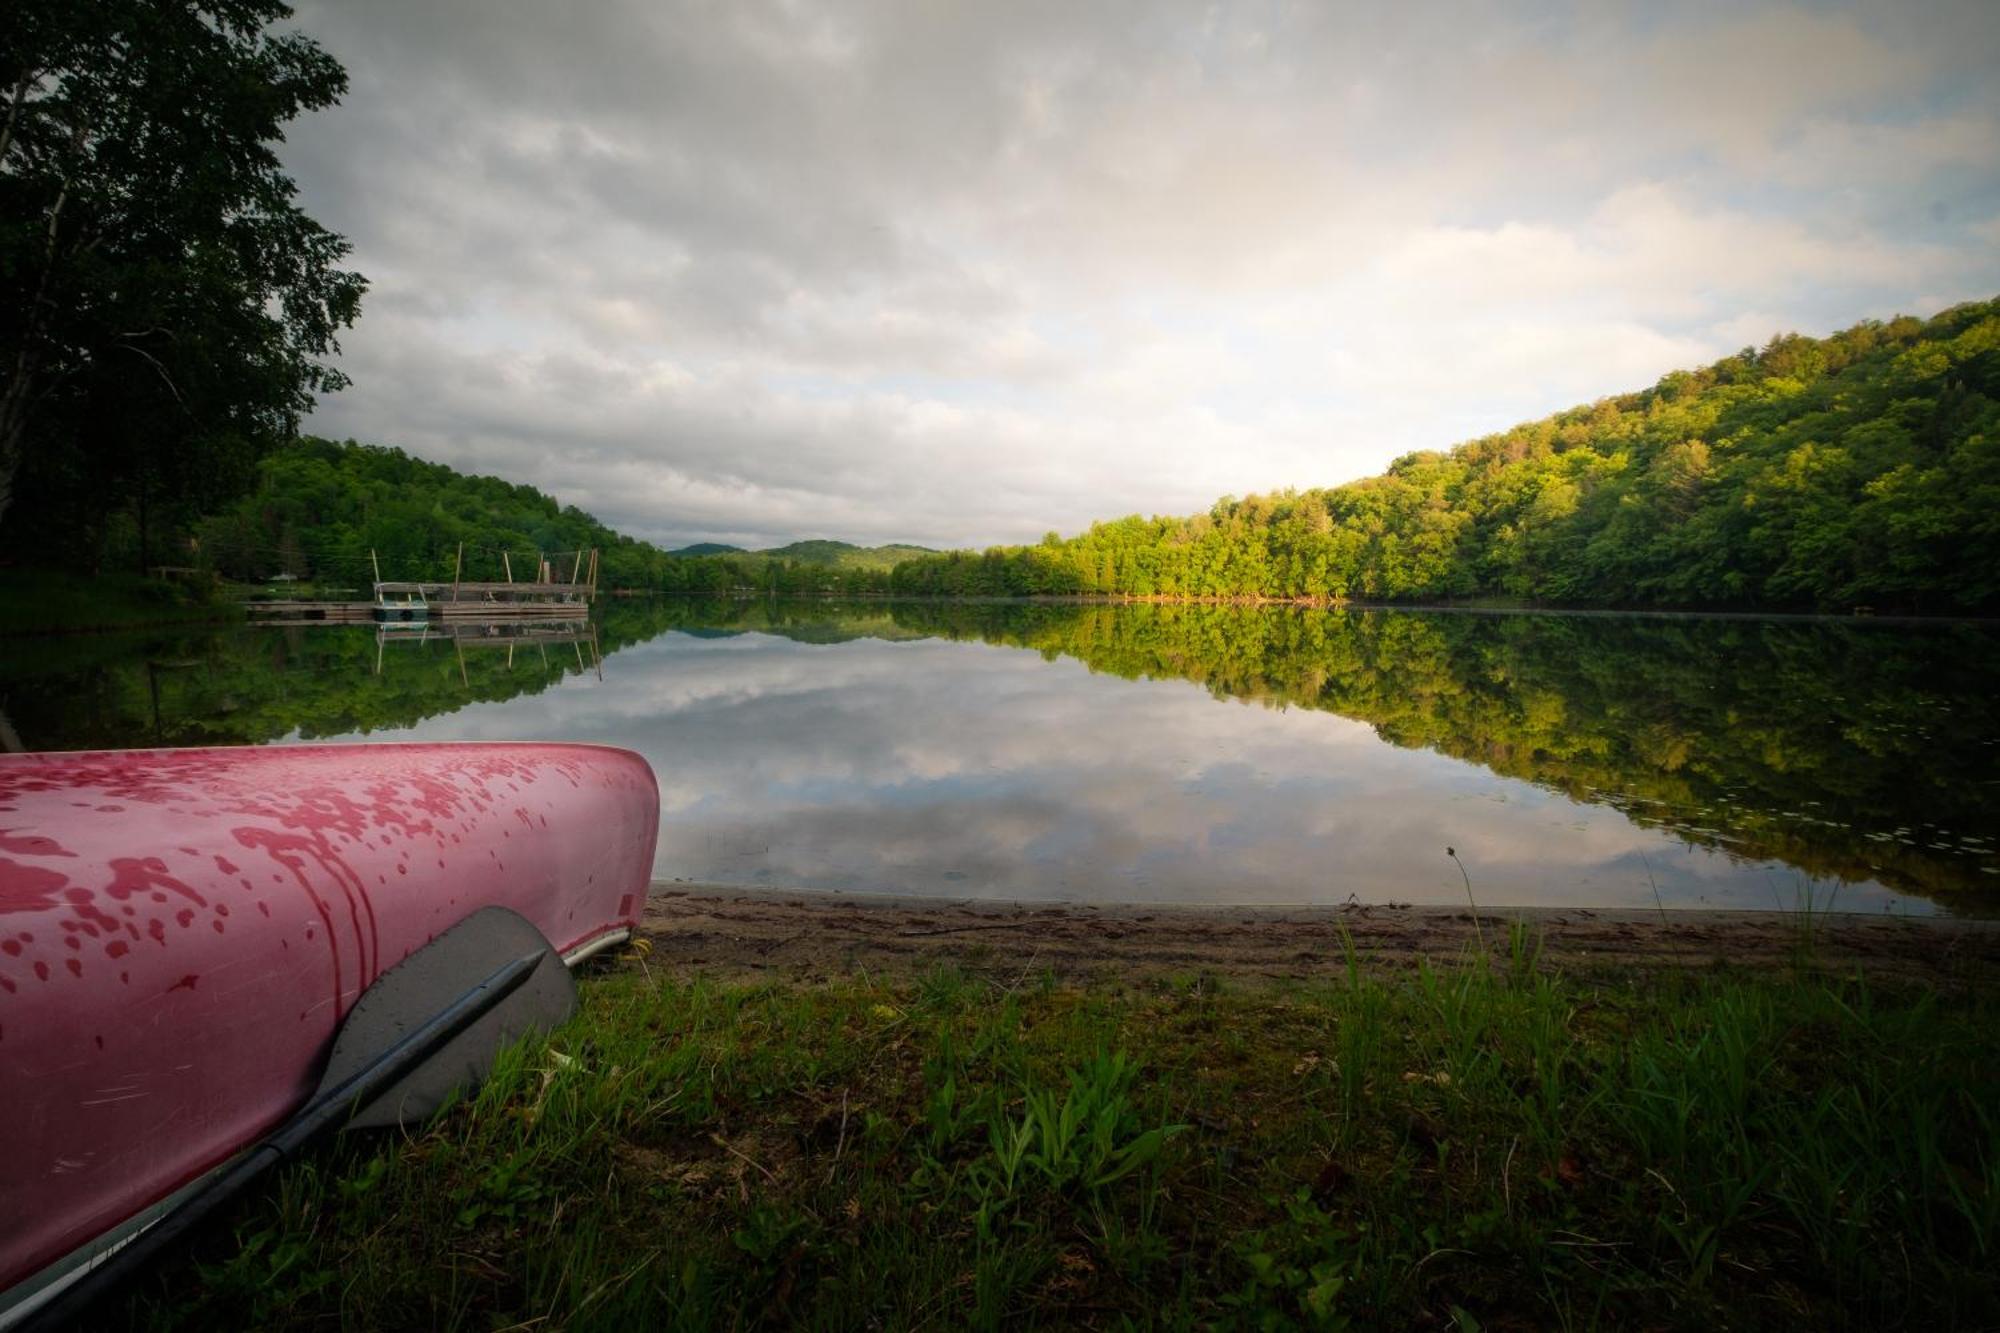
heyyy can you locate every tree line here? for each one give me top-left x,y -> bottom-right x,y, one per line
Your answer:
890,299 -> 2000,612
166,294 -> 2000,617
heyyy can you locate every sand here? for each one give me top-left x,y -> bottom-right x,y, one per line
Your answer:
636,884 -> 2000,987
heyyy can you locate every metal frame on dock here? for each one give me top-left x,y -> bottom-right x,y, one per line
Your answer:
249,547 -> 600,626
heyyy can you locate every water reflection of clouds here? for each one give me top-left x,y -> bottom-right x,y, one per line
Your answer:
325,629 -> 1921,913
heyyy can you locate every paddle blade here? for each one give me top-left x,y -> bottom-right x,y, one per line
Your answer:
324,906 -> 578,1131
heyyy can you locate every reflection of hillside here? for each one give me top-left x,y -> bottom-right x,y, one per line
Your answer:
0,622 -> 605,750
0,600 -> 898,752
5,597 -> 1992,911
875,603 -> 1999,912
603,599 -> 2000,910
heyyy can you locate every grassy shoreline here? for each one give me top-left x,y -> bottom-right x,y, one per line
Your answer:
0,569 -> 243,637
113,930 -> 1997,1331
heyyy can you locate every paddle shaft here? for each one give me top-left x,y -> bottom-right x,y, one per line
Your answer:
19,947 -> 548,1332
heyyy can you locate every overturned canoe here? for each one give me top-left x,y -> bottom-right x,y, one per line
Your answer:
0,742 -> 658,1315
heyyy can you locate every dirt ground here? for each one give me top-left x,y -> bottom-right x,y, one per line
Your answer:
638,884 -> 2000,987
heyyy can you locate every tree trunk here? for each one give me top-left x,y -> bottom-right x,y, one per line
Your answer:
0,162 -> 70,540
0,361 -> 31,533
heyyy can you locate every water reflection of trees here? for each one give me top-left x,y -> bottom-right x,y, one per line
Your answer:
0,600 -> 765,753
877,603 -> 1999,912
5,597 -> 1992,910
0,618 -> 617,752
606,598 -> 1998,908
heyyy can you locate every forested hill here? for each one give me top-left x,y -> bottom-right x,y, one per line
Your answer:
892,298 -> 2000,612
671,539 -> 939,569
197,438 -> 908,596
760,540 -> 938,569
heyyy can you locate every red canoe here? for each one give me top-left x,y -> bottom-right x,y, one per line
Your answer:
0,742 -> 657,1316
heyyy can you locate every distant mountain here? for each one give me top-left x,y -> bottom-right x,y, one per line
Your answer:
757,539 -> 937,570
661,538 -> 937,570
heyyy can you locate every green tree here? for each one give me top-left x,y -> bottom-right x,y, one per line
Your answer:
886,299 -> 2000,613
0,0 -> 364,562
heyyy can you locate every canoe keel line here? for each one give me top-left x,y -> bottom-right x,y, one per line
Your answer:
0,743 -> 660,1326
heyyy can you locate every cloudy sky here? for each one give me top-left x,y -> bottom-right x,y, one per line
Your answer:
282,0 -> 2000,551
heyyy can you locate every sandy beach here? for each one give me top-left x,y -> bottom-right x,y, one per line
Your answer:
639,883 -> 2000,986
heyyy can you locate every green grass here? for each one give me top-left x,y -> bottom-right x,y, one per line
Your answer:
113,952 -> 1998,1330
0,569 -> 241,635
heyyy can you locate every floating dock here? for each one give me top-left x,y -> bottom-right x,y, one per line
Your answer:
248,548 -> 598,625
371,579 -> 592,619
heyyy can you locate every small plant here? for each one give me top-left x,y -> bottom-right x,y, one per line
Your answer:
1030,1050 -> 1182,1190
986,1104 -> 1037,1196
973,1050 -> 1186,1217
450,1143 -> 548,1229
1447,846 -> 1487,953
731,1202 -> 806,1266
1225,1187 -> 1361,1330
1780,872 -> 1843,967
1505,917 -> 1542,983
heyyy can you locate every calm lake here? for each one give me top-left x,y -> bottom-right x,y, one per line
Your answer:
5,600 -> 1996,915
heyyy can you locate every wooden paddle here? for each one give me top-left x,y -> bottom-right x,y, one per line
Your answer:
12,907 -> 579,1331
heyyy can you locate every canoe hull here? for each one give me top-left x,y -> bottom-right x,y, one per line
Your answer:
0,742 -> 657,1299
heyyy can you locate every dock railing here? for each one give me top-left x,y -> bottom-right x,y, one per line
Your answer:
249,548 -> 599,624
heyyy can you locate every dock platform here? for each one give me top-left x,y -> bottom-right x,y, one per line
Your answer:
247,548 -> 600,625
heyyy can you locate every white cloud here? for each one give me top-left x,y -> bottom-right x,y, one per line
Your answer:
284,0 -> 2000,548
